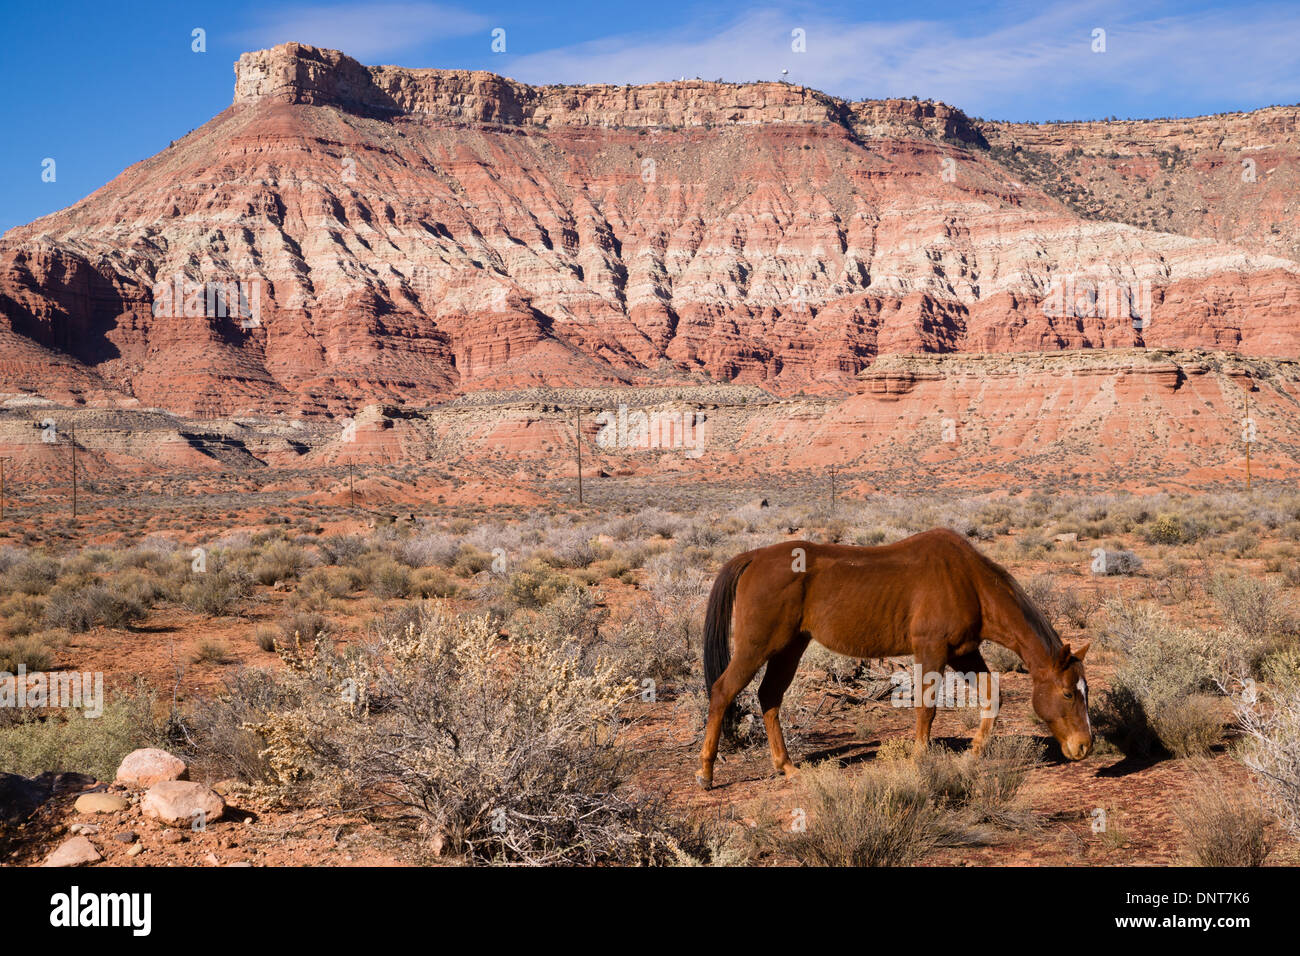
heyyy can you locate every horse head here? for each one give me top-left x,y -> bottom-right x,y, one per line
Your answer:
1031,641 -> 1093,760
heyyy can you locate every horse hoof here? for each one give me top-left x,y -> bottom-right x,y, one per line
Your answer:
695,772 -> 713,791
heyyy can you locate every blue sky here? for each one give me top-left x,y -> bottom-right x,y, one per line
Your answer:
3,0 -> 1298,234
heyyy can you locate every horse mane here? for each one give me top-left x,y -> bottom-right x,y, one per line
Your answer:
979,550 -> 1064,657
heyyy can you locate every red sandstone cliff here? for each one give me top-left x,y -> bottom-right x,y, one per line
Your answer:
1,42 -> 1297,417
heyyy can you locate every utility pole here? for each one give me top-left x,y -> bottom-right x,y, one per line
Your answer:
69,423 -> 78,520
828,465 -> 839,509
575,409 -> 584,506
1245,390 -> 1253,492
0,456 -> 9,520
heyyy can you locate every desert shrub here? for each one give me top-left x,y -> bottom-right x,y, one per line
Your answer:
593,612 -> 694,686
2,554 -> 62,596
180,568 -> 252,616
249,607 -> 670,864
641,553 -> 709,655
1156,694 -> 1228,758
1096,601 -> 1222,757
532,586 -> 607,645
364,556 -> 411,599
279,611 -> 331,646
542,527 -> 598,569
0,594 -> 47,638
174,668 -> 290,783
1209,572 -> 1293,649
298,566 -> 351,599
633,508 -> 686,539
0,686 -> 162,781
918,735 -> 1042,828
1232,679 -> 1300,841
112,569 -> 170,608
320,535 -> 367,566
252,541 -> 309,585
505,563 -> 577,610
1024,575 -> 1098,630
452,546 -> 494,577
0,634 -> 55,672
1093,548 -> 1143,575
399,533 -> 460,568
1177,764 -> 1270,866
43,585 -> 145,633
1142,513 -> 1203,545
411,566 -> 460,599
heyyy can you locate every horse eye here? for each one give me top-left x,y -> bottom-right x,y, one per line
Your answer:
1063,691 -> 1074,700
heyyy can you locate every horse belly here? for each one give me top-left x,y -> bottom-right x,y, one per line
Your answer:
810,624 -> 912,659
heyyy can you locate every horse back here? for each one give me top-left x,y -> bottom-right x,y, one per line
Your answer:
735,529 -> 987,659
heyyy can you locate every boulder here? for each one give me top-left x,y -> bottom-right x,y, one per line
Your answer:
115,748 -> 188,787
41,836 -> 102,867
74,792 -> 129,814
141,781 -> 225,828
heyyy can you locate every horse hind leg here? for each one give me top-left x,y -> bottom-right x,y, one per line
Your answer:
697,649 -> 768,790
757,635 -> 810,779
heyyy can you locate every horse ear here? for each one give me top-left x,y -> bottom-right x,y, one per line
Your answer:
1074,641 -> 1091,662
1057,643 -> 1073,668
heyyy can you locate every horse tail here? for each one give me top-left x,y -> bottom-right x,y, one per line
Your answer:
703,555 -> 752,733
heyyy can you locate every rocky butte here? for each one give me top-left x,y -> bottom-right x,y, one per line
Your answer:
0,42 -> 1298,487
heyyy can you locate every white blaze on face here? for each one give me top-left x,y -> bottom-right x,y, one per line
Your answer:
1077,678 -> 1091,732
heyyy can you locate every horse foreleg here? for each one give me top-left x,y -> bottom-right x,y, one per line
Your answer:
757,637 -> 809,779
952,649 -> 997,755
697,654 -> 766,790
911,651 -> 945,756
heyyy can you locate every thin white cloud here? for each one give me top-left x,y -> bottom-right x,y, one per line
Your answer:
504,2 -> 1300,120
237,2 -> 489,61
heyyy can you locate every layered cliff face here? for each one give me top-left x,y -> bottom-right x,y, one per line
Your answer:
982,107 -> 1300,264
2,42 -> 1298,418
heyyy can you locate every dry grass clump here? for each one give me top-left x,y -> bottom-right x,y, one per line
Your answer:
769,737 -> 1041,866
191,639 -> 233,665
1176,762 -> 1271,866
0,634 -> 55,672
773,760 -> 940,866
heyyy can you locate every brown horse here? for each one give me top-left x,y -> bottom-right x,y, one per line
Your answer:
697,528 -> 1092,789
